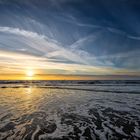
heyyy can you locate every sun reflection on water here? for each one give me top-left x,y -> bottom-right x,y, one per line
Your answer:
26,86 -> 32,94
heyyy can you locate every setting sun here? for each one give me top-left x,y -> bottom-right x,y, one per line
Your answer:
26,70 -> 34,77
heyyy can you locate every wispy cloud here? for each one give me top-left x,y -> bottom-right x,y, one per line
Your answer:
0,26 -> 88,64
127,35 -> 140,40
0,26 -> 138,75
0,26 -> 91,74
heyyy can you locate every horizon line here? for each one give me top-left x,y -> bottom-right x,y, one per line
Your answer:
0,74 -> 140,80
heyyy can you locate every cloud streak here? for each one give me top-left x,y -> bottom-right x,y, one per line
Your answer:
0,0 -> 140,76
0,25 -> 140,75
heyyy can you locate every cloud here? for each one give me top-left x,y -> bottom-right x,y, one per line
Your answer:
0,26 -> 46,39
107,27 -> 126,35
0,26 -> 89,64
1,26 -> 138,75
0,26 -> 93,74
0,0 -> 140,77
127,35 -> 140,40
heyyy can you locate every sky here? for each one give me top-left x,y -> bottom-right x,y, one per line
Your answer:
0,0 -> 140,79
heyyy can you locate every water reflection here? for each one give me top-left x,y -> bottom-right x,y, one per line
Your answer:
0,84 -> 140,140
0,87 -> 43,118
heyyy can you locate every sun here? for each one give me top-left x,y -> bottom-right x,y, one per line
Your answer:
26,70 -> 34,77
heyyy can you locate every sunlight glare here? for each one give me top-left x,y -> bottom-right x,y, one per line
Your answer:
26,70 -> 34,77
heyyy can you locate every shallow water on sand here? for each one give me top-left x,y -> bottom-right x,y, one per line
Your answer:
0,80 -> 140,140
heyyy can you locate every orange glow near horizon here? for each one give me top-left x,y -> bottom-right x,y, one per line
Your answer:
0,74 -> 139,80
0,74 -> 91,80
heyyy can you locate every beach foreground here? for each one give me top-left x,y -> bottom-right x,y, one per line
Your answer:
0,80 -> 140,140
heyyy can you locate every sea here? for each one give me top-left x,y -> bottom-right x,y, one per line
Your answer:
0,80 -> 140,140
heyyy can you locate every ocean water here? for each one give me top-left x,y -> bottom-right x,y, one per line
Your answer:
0,80 -> 140,140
